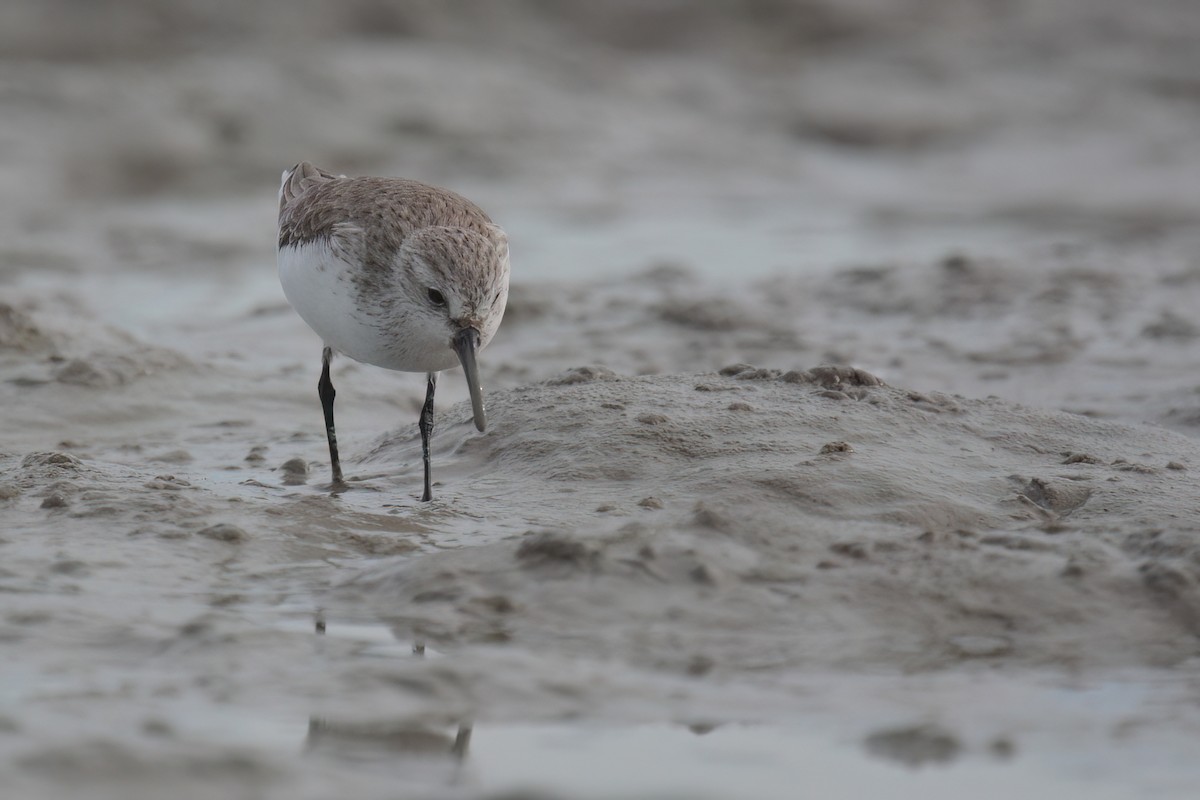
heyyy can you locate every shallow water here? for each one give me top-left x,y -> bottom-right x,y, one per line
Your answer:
506,202 -> 1057,282
4,1 -> 1200,798
465,715 -> 1188,800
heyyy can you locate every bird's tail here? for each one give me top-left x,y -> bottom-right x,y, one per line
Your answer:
278,162 -> 342,212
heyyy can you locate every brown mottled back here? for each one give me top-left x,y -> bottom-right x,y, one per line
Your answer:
277,162 -> 498,263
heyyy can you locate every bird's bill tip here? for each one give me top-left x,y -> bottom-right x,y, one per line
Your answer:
452,327 -> 487,432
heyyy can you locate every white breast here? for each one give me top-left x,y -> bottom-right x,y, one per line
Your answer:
278,240 -> 461,373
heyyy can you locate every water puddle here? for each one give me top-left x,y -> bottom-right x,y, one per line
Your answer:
460,722 -> 1107,800
295,715 -> 1192,800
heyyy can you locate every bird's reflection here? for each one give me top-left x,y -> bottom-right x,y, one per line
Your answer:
305,717 -> 472,763
306,614 -> 472,775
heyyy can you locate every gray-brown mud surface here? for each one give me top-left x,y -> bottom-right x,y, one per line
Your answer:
3,1 -> 1200,798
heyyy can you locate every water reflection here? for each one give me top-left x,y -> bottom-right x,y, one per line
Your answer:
306,614 -> 472,784
298,616 -> 1180,799
306,717 -> 472,763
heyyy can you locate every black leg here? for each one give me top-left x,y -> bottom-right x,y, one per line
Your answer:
419,371 -> 437,501
318,346 -> 345,487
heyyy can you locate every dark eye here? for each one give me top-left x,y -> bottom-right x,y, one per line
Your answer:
427,288 -> 446,306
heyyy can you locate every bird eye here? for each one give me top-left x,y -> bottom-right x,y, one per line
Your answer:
427,288 -> 446,306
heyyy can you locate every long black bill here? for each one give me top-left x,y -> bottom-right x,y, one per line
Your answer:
451,327 -> 486,432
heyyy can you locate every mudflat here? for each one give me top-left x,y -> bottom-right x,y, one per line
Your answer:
2,2 -> 1200,798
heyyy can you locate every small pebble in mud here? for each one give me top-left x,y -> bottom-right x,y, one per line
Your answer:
1111,459 -> 1157,474
279,457 -> 309,485
0,485 -> 20,501
692,502 -> 731,531
50,559 -> 87,575
150,449 -> 193,464
515,532 -> 591,566
596,503 -> 616,513
689,563 -> 718,586
197,523 -> 247,543
638,496 -> 663,510
819,441 -> 854,455
948,634 -> 1012,658
471,594 -> 515,614
719,363 -> 756,376
1167,461 -> 1187,471
727,401 -> 754,411
54,358 -> 108,387
145,475 -> 191,490
40,494 -> 68,510
1061,561 -> 1085,579
941,253 -> 972,273
546,365 -> 618,385
141,719 -> 174,738
864,724 -> 962,767
1141,310 -> 1199,340
636,412 -> 669,425
990,737 -> 1017,759
22,452 -> 82,471
156,529 -> 190,540
830,541 -> 868,560
244,445 -> 268,463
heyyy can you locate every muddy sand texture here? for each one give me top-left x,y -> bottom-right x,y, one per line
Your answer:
4,0 -> 1200,797
343,364 -> 1200,675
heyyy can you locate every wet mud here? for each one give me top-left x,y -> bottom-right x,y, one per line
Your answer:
3,1 -> 1200,798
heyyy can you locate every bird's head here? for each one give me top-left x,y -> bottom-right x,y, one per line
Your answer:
397,224 -> 510,431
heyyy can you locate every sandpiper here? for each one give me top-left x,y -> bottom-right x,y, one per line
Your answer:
277,162 -> 510,501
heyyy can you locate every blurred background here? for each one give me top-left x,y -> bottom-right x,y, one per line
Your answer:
3,0 -> 1198,284
4,3 -> 1200,799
